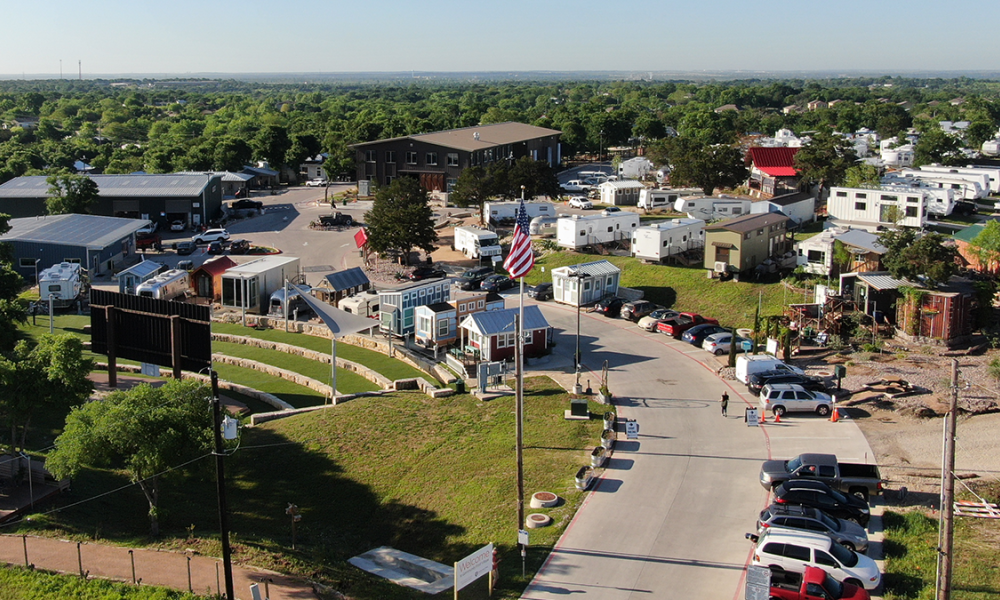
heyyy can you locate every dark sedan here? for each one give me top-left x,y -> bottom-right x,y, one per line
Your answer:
772,479 -> 871,527
594,297 -> 625,317
681,324 -> 729,346
207,241 -> 225,255
480,275 -> 516,292
409,267 -> 447,281
232,199 -> 263,211
748,371 -> 827,395
528,282 -> 553,300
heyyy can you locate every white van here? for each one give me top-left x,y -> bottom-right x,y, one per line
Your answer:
735,354 -> 804,384
749,529 -> 881,591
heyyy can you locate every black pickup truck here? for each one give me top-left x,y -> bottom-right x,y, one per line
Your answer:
759,453 -> 883,501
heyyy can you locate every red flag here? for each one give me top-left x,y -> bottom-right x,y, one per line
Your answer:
354,227 -> 368,248
503,198 -> 534,279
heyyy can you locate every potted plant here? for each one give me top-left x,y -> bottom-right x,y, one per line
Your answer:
575,466 -> 594,490
597,384 -> 612,404
603,411 -> 616,430
591,446 -> 608,468
601,428 -> 616,450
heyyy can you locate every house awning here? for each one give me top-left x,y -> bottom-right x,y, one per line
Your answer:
712,241 -> 736,249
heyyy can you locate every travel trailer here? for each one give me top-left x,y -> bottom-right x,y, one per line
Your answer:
529,215 -> 559,237
338,290 -> 380,318
134,269 -> 190,301
38,262 -> 89,309
674,196 -> 752,221
556,211 -> 640,250
483,201 -> 554,224
631,219 -> 705,263
269,285 -> 313,315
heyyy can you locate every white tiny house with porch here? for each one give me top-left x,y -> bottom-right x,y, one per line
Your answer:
551,260 -> 621,307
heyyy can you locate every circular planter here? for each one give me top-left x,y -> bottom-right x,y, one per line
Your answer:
591,446 -> 608,468
603,412 -> 616,430
575,465 -> 595,491
530,491 -> 560,509
526,513 -> 552,528
601,429 -> 616,450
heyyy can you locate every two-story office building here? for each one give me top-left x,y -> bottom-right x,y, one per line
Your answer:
350,122 -> 562,193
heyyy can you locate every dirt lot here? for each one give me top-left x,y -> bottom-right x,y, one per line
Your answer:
795,347 -> 1000,506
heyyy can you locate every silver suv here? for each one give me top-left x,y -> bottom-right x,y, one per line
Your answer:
759,383 -> 833,417
192,228 -> 231,244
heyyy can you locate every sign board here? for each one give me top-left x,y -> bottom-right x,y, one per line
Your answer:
140,362 -> 160,377
491,255 -> 502,264
765,338 -> 779,356
625,421 -> 639,439
455,543 -> 494,591
741,339 -> 754,352
745,565 -> 771,600
746,408 -> 760,427
518,529 -> 529,546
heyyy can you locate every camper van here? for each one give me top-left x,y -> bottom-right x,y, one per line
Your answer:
529,215 -> 559,237
38,262 -> 89,309
453,226 -> 502,259
269,285 -> 313,315
134,269 -> 190,301
338,290 -> 380,318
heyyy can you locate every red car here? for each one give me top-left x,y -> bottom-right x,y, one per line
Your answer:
656,312 -> 718,337
767,566 -> 869,600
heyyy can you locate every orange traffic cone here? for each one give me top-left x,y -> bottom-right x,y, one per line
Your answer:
759,411 -> 766,423
830,407 -> 839,423
774,412 -> 781,424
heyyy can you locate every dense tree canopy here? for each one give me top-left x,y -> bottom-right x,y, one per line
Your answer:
364,177 -> 438,264
793,130 -> 858,191
879,230 -> 957,287
46,173 -> 99,214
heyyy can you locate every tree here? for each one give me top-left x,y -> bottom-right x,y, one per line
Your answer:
364,177 -> 438,265
45,174 -> 99,215
46,379 -> 215,537
253,124 -> 291,172
450,166 -> 492,223
503,156 -> 561,200
665,139 -> 748,196
793,130 -> 858,192
0,334 -> 93,455
842,164 -> 881,189
879,230 -> 957,287
967,220 -> 1000,273
913,126 -> 961,166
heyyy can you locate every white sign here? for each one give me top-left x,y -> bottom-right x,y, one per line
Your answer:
518,529 -> 529,546
746,408 -> 760,427
455,543 -> 493,591
140,362 -> 160,377
625,421 -> 639,439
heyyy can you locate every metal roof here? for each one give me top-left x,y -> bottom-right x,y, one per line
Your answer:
114,259 -> 163,280
322,267 -> 371,292
224,256 -> 299,277
598,180 -> 645,190
856,271 -> 916,291
178,171 -> 254,183
952,223 -> 985,244
0,214 -> 150,250
644,218 -> 704,231
242,165 -> 279,177
551,259 -> 621,278
351,122 -> 561,152
460,305 -> 549,336
747,147 -> 800,177
836,229 -> 886,254
766,191 -> 814,207
0,174 -> 214,199
192,256 -> 237,277
707,212 -> 789,233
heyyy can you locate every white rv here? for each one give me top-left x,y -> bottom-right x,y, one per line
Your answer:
917,164 -> 1000,194
483,201 -> 554,224
631,218 -> 705,263
637,188 -> 697,211
674,196 -> 752,221
876,179 -> 974,216
529,215 -> 559,237
134,269 -> 190,301
453,226 -> 502,259
338,289 -> 380,318
618,157 -> 654,180
38,262 -> 88,309
894,169 -> 988,200
556,211 -> 640,250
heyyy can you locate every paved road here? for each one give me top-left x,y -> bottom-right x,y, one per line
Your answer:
520,298 -> 875,600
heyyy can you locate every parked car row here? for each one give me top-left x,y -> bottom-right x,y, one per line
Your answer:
746,452 -> 882,597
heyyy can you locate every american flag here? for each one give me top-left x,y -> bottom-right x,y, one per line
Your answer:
503,198 -> 534,279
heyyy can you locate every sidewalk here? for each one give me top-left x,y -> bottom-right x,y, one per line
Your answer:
0,534 -> 316,600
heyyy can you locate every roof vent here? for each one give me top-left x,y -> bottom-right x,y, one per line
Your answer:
473,132 -> 480,141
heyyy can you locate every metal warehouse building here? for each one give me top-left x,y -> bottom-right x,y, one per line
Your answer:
0,173 -> 224,230
0,213 -> 150,280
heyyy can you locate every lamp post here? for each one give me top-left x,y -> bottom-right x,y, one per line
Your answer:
568,271 -> 591,394
599,130 -> 605,167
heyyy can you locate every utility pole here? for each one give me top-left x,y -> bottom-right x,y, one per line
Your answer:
936,359 -> 958,600
211,372 -> 235,600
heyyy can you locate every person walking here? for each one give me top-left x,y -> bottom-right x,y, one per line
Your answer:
720,392 -> 729,417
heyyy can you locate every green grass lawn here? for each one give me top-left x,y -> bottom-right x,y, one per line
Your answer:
17,377 -> 605,600
212,322 -> 432,382
882,507 -> 1000,599
213,340 -> 380,395
211,362 -> 330,408
793,219 -> 824,241
0,565 -> 206,599
529,252 -> 794,328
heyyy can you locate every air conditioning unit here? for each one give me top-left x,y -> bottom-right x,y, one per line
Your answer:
714,261 -> 728,273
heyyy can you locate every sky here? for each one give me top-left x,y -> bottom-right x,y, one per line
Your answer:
2,0 -> 999,77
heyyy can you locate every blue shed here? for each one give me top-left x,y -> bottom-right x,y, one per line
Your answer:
115,259 -> 164,294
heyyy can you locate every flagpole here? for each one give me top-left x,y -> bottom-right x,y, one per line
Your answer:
516,277 -> 525,544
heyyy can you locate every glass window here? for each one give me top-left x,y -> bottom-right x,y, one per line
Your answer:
447,153 -> 459,166
762,542 -> 785,557
385,151 -> 395,163
478,300 -> 484,308
836,191 -> 847,197
19,258 -> 36,268
906,206 -> 918,218
807,250 -> 825,264
855,202 -> 867,211
814,550 -> 838,568
783,544 -> 811,561
426,152 -> 438,165
406,151 -> 417,164
365,150 -> 376,162
796,391 -> 814,400
855,193 -> 867,199
438,319 -> 449,337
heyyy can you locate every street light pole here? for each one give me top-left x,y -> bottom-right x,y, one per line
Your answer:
569,271 -> 590,394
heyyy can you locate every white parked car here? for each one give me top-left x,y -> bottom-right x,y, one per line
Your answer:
170,220 -> 187,232
137,221 -> 158,235
759,383 -> 834,417
560,180 -> 591,192
192,228 -> 231,244
637,309 -> 679,332
702,332 -> 749,355
305,178 -> 328,187
749,529 -> 881,591
568,196 -> 593,209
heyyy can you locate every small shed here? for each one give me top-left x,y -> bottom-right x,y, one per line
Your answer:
459,306 -> 551,363
551,260 -> 621,306
312,267 -> 372,306
190,256 -> 237,301
220,256 -> 300,315
115,259 -> 164,294
598,180 -> 645,206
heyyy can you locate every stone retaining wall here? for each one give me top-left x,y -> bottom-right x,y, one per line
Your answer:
212,354 -> 334,398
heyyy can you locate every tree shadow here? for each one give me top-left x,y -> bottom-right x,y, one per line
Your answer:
634,286 -> 677,310
226,204 -> 300,234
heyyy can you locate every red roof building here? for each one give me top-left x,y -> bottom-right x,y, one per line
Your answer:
746,147 -> 801,199
191,256 -> 237,301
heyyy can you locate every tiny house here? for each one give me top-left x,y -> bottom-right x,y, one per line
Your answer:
631,218 -> 705,263
556,212 -> 640,250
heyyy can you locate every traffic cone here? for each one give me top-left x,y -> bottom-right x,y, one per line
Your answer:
830,407 -> 839,423
759,411 -> 766,423
774,412 -> 781,423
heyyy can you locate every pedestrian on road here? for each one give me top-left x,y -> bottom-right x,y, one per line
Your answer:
721,392 -> 729,417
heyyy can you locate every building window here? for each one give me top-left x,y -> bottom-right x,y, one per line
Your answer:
19,258 -> 36,268
880,195 -> 898,202
855,202 -> 867,211
447,178 -> 457,193
385,151 -> 396,163
855,193 -> 867,199
478,299 -> 484,308
607,226 -> 614,233
906,206 -> 918,218
836,191 -> 847,197
426,152 -> 438,165
807,250 -> 825,264
365,150 -> 376,162
744,232 -> 751,240
907,196 -> 919,203
406,151 -> 417,164
446,153 -> 459,166
757,229 -> 764,235
438,319 -> 449,337
385,176 -> 393,185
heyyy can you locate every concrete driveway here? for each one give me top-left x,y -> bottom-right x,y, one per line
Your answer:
521,298 -> 876,600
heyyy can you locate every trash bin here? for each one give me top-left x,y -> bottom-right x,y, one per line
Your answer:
455,379 -> 465,394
